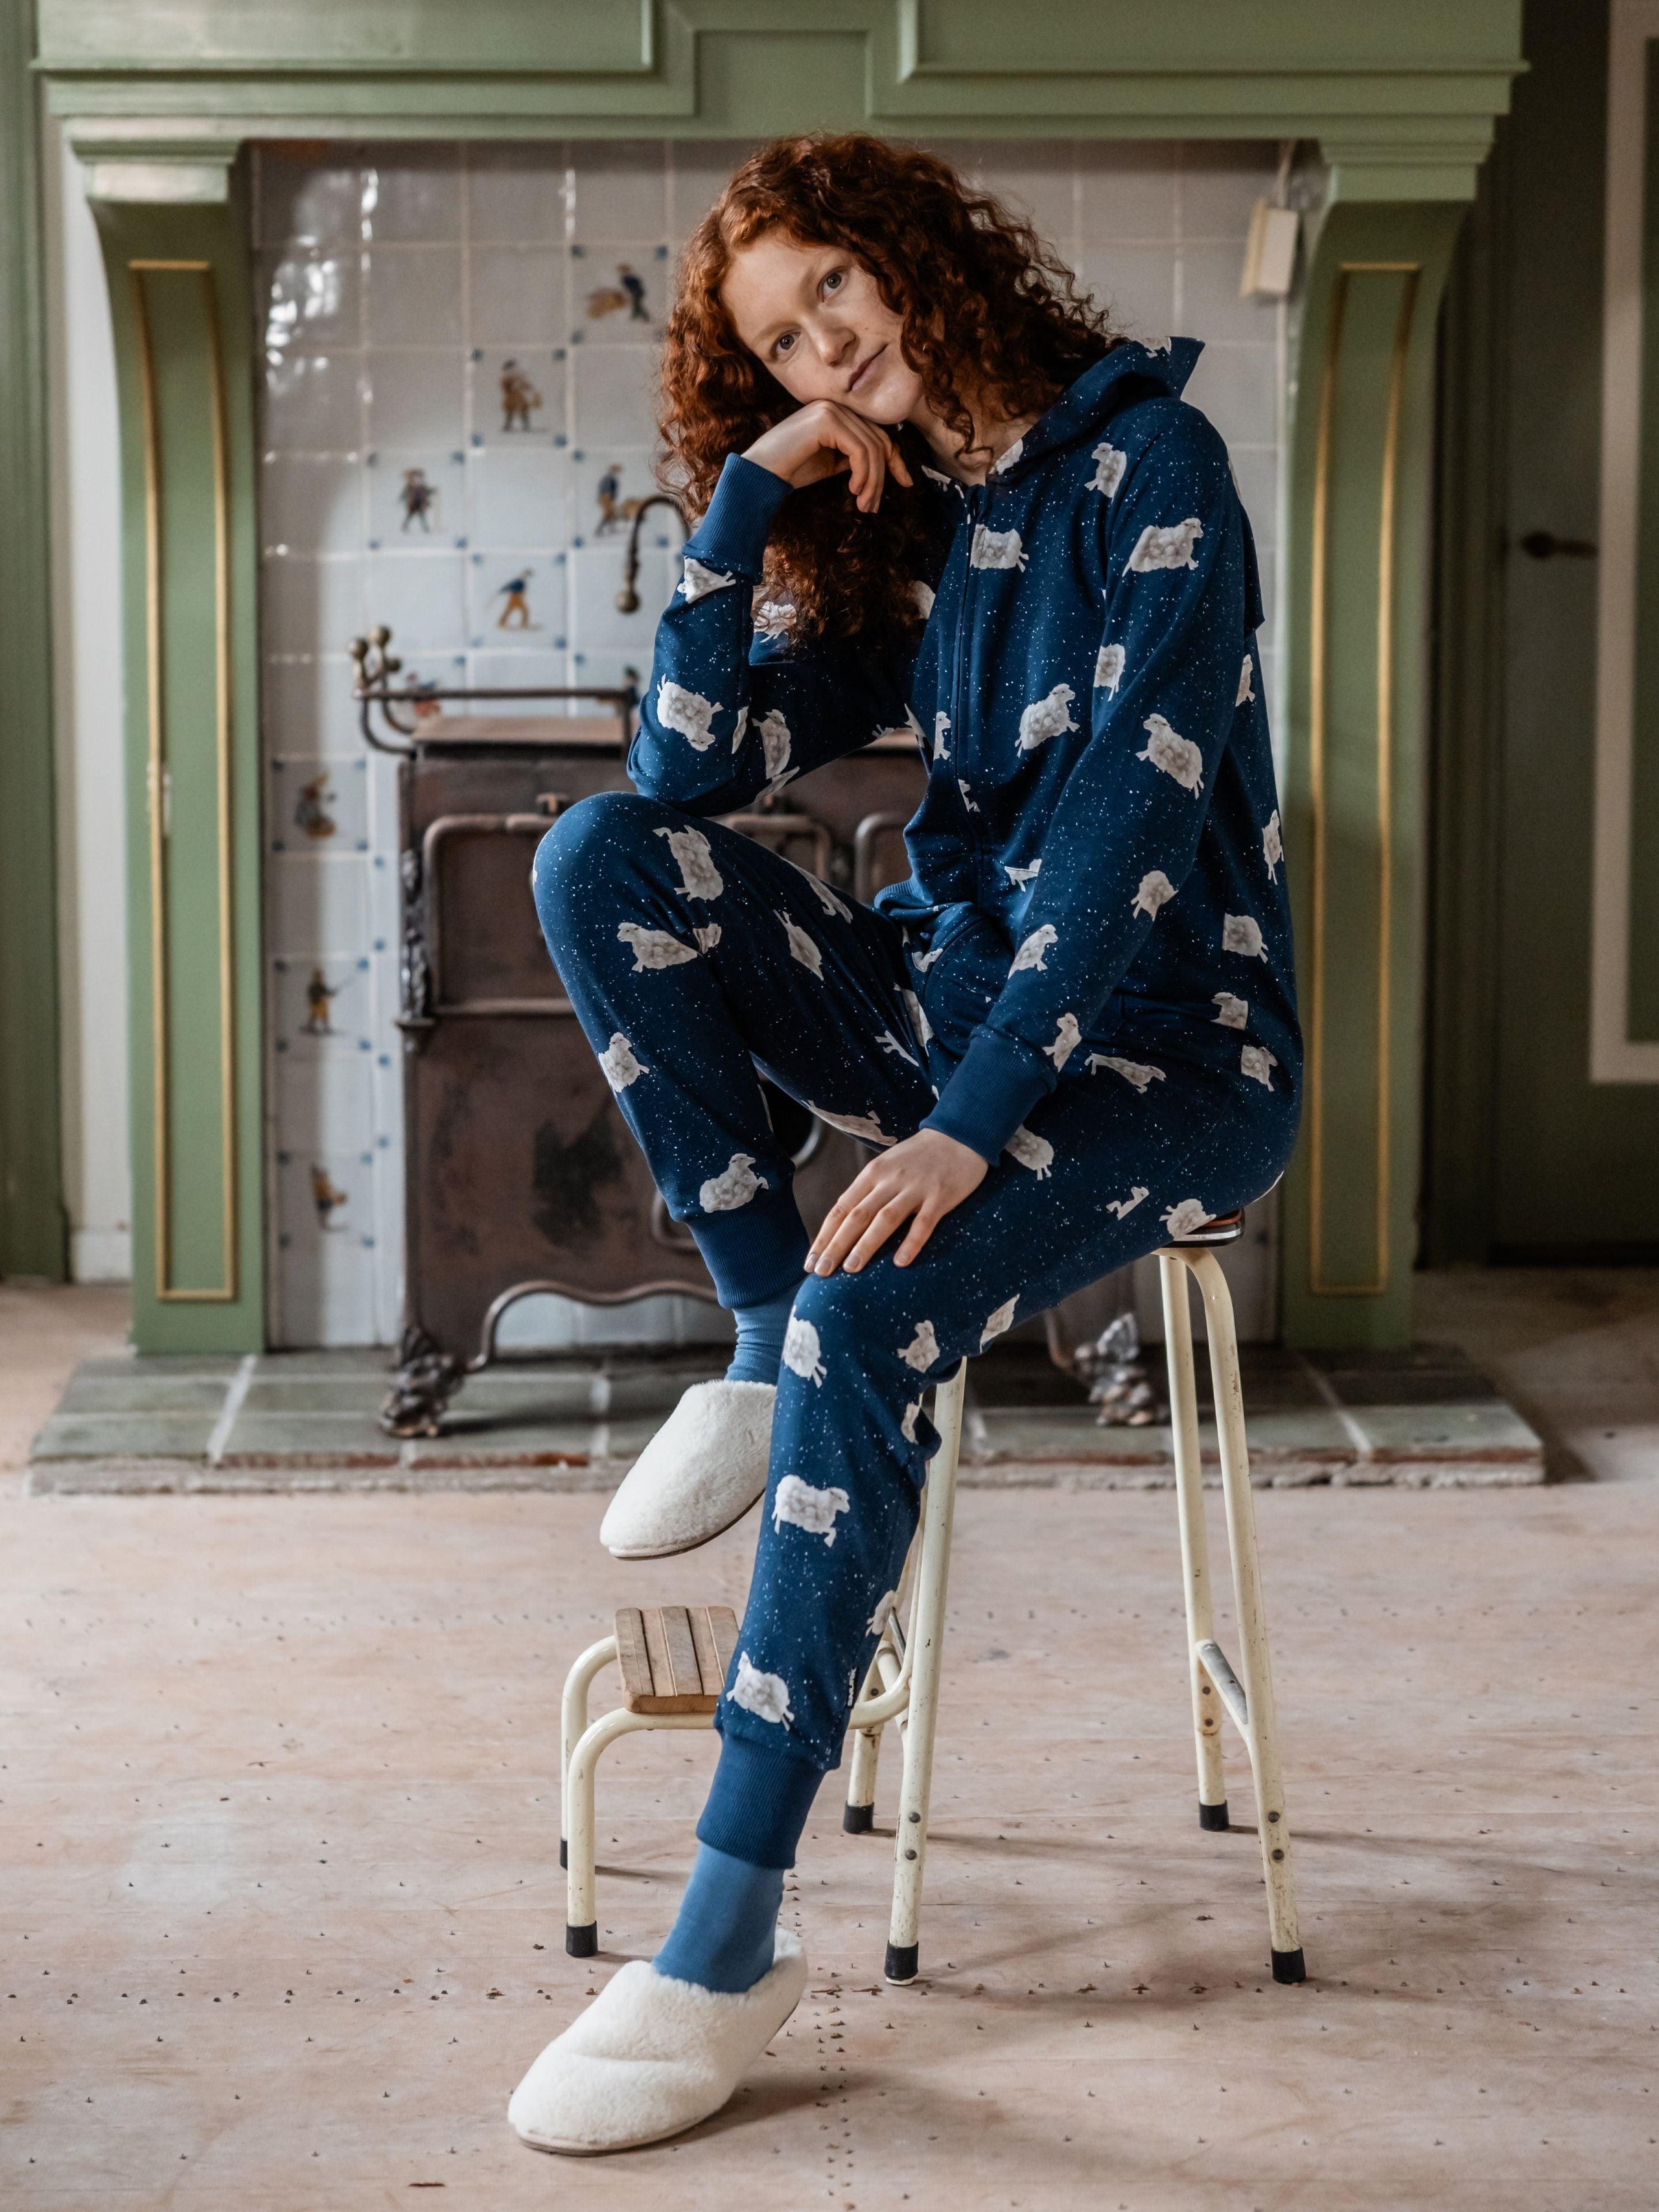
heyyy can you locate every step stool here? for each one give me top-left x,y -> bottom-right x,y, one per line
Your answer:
557,1211 -> 1306,1985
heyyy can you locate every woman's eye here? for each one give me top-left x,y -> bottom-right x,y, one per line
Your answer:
775,332 -> 795,356
823,270 -> 843,294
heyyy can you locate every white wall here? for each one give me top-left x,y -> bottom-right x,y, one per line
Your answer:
42,110 -> 131,1285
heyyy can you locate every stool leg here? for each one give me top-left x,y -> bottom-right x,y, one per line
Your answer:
843,1655 -> 886,1833
1159,1253 -> 1229,1830
563,1705 -> 656,1957
885,1362 -> 966,1985
1190,1252 -> 1305,1984
560,1636 -> 618,1872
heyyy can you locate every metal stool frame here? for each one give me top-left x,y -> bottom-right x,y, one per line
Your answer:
558,1223 -> 1305,1985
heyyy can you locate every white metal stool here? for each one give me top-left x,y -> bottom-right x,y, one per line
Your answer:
558,1211 -> 1306,1985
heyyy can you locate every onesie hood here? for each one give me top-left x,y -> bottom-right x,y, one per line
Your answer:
984,336 -> 1205,484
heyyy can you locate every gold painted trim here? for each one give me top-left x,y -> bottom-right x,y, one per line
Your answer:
130,257 -> 238,1303
1306,260 -> 1422,1298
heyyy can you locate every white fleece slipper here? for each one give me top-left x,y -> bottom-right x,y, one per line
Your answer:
599,1379 -> 774,1558
507,1929 -> 807,2155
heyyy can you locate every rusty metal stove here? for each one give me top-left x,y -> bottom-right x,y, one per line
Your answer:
349,627 -> 926,1436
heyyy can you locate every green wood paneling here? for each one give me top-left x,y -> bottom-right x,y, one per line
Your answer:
0,0 -> 69,1280
90,187 -> 264,1349
1281,199 -> 1465,1348
1632,39 -> 1659,1042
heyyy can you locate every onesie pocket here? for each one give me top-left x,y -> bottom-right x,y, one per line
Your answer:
918,902 -> 1013,1064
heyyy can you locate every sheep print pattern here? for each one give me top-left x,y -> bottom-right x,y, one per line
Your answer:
530,334 -> 1303,1790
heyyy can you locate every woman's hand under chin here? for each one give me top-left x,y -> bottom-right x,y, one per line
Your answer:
743,399 -> 913,515
805,1127 -> 988,1275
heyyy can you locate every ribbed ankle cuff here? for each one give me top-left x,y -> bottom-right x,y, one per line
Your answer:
689,1186 -> 811,1309
695,1729 -> 828,1869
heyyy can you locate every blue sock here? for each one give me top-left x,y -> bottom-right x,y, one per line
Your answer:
653,1844 -> 785,1993
725,1281 -> 796,1386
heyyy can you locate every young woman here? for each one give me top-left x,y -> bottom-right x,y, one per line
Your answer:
509,133 -> 1300,2154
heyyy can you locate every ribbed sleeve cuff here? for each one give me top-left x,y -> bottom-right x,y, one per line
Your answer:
686,1185 -> 810,1309
697,1729 -> 828,1869
684,452 -> 794,579
922,1028 -> 1055,1165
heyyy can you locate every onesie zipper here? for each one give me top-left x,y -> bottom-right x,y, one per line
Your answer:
950,484 -> 984,833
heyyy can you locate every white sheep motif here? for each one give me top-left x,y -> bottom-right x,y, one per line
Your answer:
992,436 -> 1025,475
677,555 -> 736,604
597,1032 -> 647,1091
799,870 -> 852,922
910,944 -> 945,973
901,988 -> 933,1050
653,824 -> 723,901
980,1294 -> 1019,1349
1262,809 -> 1283,882
921,463 -> 964,496
1106,1185 -> 1150,1220
1004,1124 -> 1054,1178
1237,654 -> 1256,707
1212,991 -> 1249,1030
898,1319 -> 941,1373
1126,517 -> 1205,573
699,1154 -> 769,1214
1137,713 -> 1205,793
1095,641 -> 1126,695
1222,913 -> 1268,960
693,923 -> 722,953
758,707 -> 793,784
1017,682 -> 1078,753
912,579 -> 936,618
729,703 -> 749,754
1131,868 -> 1176,919
933,711 -> 952,761
807,1102 -> 896,1148
875,704 -> 927,747
868,1587 -> 901,1635
877,1029 -> 918,1065
1010,924 -> 1058,974
1045,1014 -> 1082,1069
782,1314 -> 827,1386
656,677 -> 721,751
1161,1198 -> 1215,1241
772,1473 -> 851,1545
1004,859 -> 1043,890
1089,1054 -> 1166,1093
899,1400 -> 922,1444
776,909 -> 824,977
958,779 -> 981,813
730,1652 -> 793,1727
1242,1044 -> 1279,1089
753,601 -> 793,640
969,524 -> 1028,570
616,922 -> 700,972
1089,441 -> 1128,498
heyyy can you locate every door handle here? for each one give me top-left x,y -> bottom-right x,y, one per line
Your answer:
1517,530 -> 1598,560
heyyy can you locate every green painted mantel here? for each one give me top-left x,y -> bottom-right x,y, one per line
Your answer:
21,0 -> 1526,1349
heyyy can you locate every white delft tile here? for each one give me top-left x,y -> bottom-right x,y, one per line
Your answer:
367,848 -> 402,962
365,348 -> 466,450
466,649 -> 570,703
563,651 -> 647,717
1078,143 -> 1179,245
268,754 -> 371,857
262,553 -> 366,662
570,243 -> 669,342
1074,246 -> 1176,345
365,246 -> 464,347
1227,445 -> 1279,553
951,139 -> 1079,253
361,145 -> 463,244
1180,241 -> 1281,346
470,443 -> 572,551
262,655 -> 366,756
363,549 -> 467,650
569,544 -> 670,657
569,140 -> 668,240
365,448 -> 465,550
570,343 -> 660,449
273,1153 -> 379,1348
1182,341 -> 1279,454
570,448 -> 667,546
1179,141 -> 1279,242
268,852 -> 373,960
261,250 -> 364,355
467,142 -> 570,243
275,1049 -> 378,1158
470,246 -> 567,347
667,139 -> 760,240
471,347 -> 568,447
271,953 -> 375,1056
261,455 -> 364,557
255,148 -> 369,250
468,553 -> 565,648
263,354 -> 363,455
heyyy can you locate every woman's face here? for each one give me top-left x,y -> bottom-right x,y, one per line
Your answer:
721,230 -> 923,425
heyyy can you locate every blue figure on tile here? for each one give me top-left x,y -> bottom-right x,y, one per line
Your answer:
399,467 -> 437,532
494,571 -> 537,631
500,358 -> 543,432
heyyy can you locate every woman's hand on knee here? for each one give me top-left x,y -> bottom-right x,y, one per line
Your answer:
806,1129 -> 987,1277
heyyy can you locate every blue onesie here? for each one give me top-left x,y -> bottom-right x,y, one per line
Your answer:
533,335 -> 1301,1863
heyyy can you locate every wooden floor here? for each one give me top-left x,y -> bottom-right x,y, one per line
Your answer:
3,1459 -> 1656,2207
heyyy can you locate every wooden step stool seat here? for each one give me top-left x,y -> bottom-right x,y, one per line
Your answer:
616,1604 -> 736,1714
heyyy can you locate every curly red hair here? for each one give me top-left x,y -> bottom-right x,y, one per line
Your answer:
658,134 -> 1120,649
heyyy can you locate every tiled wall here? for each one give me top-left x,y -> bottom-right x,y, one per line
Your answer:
254,137 -> 1288,1348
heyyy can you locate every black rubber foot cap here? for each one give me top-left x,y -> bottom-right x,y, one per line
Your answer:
1271,1946 -> 1306,1985
566,1922 -> 597,1958
843,1802 -> 875,1834
559,1837 -> 568,1869
1198,1799 -> 1230,1832
885,1940 -> 919,1984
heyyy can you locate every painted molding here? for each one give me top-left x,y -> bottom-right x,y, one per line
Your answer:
0,0 -> 69,1278
1280,200 -> 1467,1349
1591,0 -> 1659,1080
39,1 -> 1526,205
